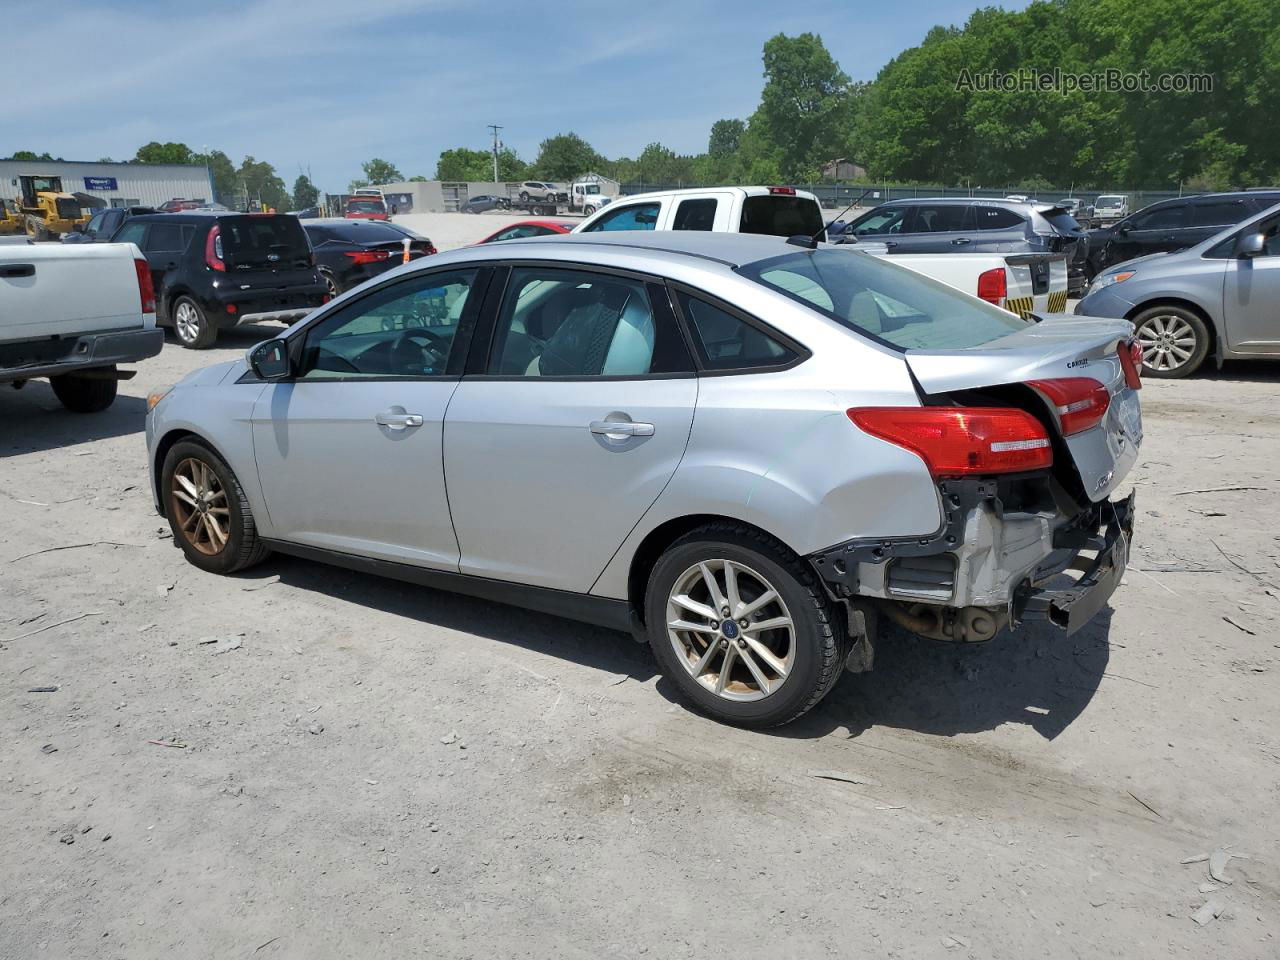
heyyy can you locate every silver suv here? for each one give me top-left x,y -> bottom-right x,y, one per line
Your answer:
146,233 -> 1141,727
515,181 -> 558,202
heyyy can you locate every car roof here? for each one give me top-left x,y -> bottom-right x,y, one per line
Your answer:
612,185 -> 820,203
490,219 -> 573,230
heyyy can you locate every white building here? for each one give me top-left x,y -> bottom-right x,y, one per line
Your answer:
0,159 -> 213,209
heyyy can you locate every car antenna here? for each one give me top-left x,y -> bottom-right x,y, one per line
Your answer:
788,188 -> 875,249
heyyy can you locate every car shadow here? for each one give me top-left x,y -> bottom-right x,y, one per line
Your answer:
763,610 -> 1113,742
252,555 -> 659,683
1198,360 -> 1280,384
0,383 -> 147,458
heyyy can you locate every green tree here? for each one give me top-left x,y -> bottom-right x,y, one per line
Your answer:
361,158 -> 403,185
532,133 -> 604,181
708,119 -> 745,158
7,150 -> 57,161
742,33 -> 854,181
134,141 -> 195,164
238,156 -> 289,211
408,175 -> 428,182
194,150 -> 238,207
635,143 -> 694,184
292,174 -> 320,211
435,146 -> 526,181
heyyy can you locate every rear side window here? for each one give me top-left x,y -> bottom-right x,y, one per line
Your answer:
678,292 -> 797,371
1191,200 -> 1247,227
904,204 -> 971,233
145,222 -> 186,252
739,196 -> 824,240
1040,210 -> 1083,234
673,198 -> 717,231
1130,204 -> 1187,230
972,206 -> 1025,230
220,215 -> 311,267
582,202 -> 660,232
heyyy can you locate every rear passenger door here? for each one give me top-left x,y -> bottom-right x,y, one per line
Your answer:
139,220 -> 193,297
444,264 -> 697,591
1186,197 -> 1250,247
969,204 -> 1028,252
892,203 -> 975,253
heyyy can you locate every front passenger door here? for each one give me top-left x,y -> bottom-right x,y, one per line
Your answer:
1224,219 -> 1280,354
250,268 -> 487,566
444,265 -> 697,591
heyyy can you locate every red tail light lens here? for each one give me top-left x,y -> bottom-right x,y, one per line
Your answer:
1026,378 -> 1111,435
343,250 -> 392,264
205,225 -> 225,272
976,267 -> 1007,305
848,407 -> 1052,476
133,258 -> 156,314
768,186 -> 797,195
1118,339 -> 1143,389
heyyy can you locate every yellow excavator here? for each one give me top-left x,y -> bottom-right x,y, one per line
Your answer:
18,175 -> 90,240
0,198 -> 25,236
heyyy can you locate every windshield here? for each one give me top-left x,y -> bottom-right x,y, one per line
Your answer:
738,248 -> 1033,351
221,215 -> 311,269
1097,196 -> 1125,205
347,200 -> 386,213
325,221 -> 404,242
739,196 -> 825,241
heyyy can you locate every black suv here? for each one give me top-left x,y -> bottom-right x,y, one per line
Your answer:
63,205 -> 157,243
838,197 -> 1089,293
111,212 -> 326,348
1086,190 -> 1280,277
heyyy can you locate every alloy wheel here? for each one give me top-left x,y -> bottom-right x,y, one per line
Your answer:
174,301 -> 201,344
1136,314 -> 1197,372
170,457 -> 230,556
666,559 -> 795,702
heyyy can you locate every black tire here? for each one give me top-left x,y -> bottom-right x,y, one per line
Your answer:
645,523 -> 848,728
321,270 -> 341,299
50,367 -> 118,412
583,205 -> 596,216
172,295 -> 217,349
161,439 -> 270,575
519,191 -> 530,202
1132,305 -> 1210,378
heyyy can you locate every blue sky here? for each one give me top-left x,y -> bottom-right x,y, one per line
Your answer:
3,0 -> 1020,191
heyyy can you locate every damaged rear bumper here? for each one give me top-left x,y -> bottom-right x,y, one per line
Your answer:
1014,490 -> 1133,635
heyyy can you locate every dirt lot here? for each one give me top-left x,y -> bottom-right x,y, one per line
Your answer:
2,325 -> 1278,959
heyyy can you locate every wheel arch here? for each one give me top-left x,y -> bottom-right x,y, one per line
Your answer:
1126,297 -> 1219,360
152,428 -> 231,517
625,514 -> 801,626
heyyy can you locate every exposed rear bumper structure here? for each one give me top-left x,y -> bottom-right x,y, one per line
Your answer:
0,327 -> 163,382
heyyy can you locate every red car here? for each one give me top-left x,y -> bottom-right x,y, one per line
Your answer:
477,219 -> 574,244
345,196 -> 389,221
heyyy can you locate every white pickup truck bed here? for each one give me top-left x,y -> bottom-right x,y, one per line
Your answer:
1,240 -> 164,411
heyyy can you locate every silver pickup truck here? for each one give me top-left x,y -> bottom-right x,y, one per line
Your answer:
0,239 -> 163,411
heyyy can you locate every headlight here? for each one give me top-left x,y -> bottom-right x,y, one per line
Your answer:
1092,270 -> 1135,292
147,384 -> 174,411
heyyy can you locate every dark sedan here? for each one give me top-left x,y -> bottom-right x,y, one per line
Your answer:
301,219 -> 437,296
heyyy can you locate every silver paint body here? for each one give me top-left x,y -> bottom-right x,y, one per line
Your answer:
147,232 -> 1139,610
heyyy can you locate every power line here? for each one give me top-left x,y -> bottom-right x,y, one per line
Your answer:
487,124 -> 503,183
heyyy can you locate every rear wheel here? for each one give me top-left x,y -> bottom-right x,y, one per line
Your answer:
172,296 -> 217,349
321,270 -> 341,299
162,440 -> 269,574
582,204 -> 596,216
1133,305 -> 1209,378
645,524 -> 847,728
50,366 -> 117,412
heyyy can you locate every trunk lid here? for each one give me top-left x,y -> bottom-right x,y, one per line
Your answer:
904,315 -> 1142,501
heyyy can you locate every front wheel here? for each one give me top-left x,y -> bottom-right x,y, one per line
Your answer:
172,296 -> 217,349
1133,305 -> 1210,378
50,367 -> 117,412
162,440 -> 270,574
582,205 -> 596,216
645,524 -> 848,728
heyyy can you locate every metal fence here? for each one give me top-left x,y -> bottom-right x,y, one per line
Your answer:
617,181 -> 1188,210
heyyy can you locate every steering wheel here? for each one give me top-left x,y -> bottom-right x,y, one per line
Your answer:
389,328 -> 449,374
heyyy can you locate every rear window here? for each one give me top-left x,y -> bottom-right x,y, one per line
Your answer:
220,215 -> 311,268
738,248 -> 1032,351
1191,200 -> 1248,227
347,199 -> 386,213
322,221 -> 404,242
972,206 -> 1024,230
739,196 -> 824,240
1040,209 -> 1083,235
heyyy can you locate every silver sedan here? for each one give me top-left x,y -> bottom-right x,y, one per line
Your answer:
146,232 -> 1141,726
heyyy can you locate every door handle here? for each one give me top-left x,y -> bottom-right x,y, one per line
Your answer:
376,411 -> 423,428
951,237 -> 971,245
590,419 -> 654,438
0,263 -> 34,278
883,241 -> 898,249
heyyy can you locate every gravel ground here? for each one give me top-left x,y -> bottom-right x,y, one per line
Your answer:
1,326 -> 1278,958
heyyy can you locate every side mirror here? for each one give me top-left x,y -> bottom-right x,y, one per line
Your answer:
1117,225 -> 1130,236
248,339 -> 291,380
1236,232 -> 1266,258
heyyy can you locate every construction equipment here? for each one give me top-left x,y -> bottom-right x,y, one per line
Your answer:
18,175 -> 89,240
0,199 -> 25,236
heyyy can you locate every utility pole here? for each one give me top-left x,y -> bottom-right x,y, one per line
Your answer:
487,124 -> 503,183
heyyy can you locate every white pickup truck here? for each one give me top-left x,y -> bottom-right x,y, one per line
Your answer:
575,186 -> 1070,318
0,239 -> 163,412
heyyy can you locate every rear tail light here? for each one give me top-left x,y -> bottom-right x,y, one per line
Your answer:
768,186 -> 797,195
976,267 -> 1007,305
848,407 -> 1052,476
205,225 -> 225,272
225,304 -> 237,314
1026,378 -> 1110,435
133,258 -> 156,314
1118,339 -> 1143,389
343,250 -> 392,264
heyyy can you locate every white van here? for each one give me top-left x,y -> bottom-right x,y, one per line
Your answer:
1093,195 -> 1130,222
574,186 -> 826,239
